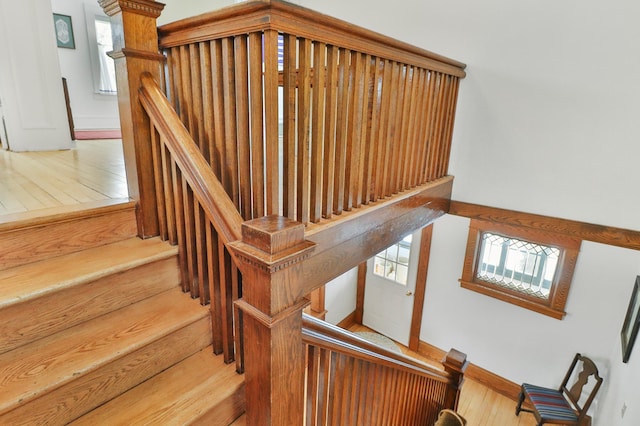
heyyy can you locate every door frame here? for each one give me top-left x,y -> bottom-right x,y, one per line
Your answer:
355,224 -> 434,351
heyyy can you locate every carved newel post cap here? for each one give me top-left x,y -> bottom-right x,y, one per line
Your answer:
241,215 -> 306,255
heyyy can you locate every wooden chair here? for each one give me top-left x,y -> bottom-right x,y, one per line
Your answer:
434,408 -> 467,426
515,353 -> 603,426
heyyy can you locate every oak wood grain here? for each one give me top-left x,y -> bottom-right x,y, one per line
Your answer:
450,200 -> 640,251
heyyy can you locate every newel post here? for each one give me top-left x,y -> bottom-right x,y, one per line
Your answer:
442,348 -> 469,410
229,216 -> 315,425
99,0 -> 165,238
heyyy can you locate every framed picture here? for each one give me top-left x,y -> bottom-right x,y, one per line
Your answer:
621,276 -> 640,363
53,13 -> 75,49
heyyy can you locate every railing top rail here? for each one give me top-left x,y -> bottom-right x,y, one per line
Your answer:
302,314 -> 453,384
158,0 -> 466,77
138,72 -> 243,243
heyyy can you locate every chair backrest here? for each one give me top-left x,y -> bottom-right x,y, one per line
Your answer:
559,353 -> 603,419
434,408 -> 467,426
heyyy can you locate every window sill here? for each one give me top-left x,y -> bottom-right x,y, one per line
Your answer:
459,279 -> 566,320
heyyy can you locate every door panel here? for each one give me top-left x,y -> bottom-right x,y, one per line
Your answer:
363,229 -> 422,345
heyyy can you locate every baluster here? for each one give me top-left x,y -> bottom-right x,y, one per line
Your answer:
333,48 -> 350,215
234,34 -> 252,220
310,41 -> 326,223
210,39 -> 225,181
248,32 -> 265,218
297,38 -> 312,224
263,30 -> 280,216
321,45 -> 339,219
282,34 -> 297,219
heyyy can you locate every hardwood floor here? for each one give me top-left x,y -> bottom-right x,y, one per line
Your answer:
347,324 -> 537,425
0,139 -> 127,216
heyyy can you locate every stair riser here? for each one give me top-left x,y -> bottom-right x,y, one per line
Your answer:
190,384 -> 246,426
0,256 -> 180,355
0,209 -> 137,270
0,316 -> 212,425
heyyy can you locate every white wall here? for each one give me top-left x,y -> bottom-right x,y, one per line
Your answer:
51,0 -> 119,131
158,0 -> 235,25
324,267 -> 358,325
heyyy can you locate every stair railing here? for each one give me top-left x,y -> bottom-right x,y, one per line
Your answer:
138,72 -> 244,365
157,0 -> 466,225
100,0 -> 468,424
303,314 -> 467,425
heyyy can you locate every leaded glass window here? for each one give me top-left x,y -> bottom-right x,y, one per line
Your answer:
477,233 -> 559,299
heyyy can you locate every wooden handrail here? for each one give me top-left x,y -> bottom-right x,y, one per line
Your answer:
158,0 -> 466,77
302,314 -> 466,425
302,313 -> 448,380
138,72 -> 242,244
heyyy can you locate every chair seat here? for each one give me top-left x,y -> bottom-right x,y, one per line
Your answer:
522,383 -> 578,422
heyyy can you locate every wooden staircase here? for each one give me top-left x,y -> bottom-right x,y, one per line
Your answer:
0,202 -> 245,425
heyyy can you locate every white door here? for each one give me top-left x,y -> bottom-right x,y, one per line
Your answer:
0,0 -> 72,152
362,229 -> 422,346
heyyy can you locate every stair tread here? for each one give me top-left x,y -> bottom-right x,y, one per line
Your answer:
71,347 -> 244,425
0,237 -> 177,309
0,288 -> 207,415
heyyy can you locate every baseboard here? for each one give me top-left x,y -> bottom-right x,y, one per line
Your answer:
416,340 -> 521,401
74,129 -> 122,140
336,311 -> 358,329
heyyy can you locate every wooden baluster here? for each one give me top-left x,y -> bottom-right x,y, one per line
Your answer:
333,48 -> 350,215
99,0 -> 164,238
210,40 -> 225,181
249,32 -> 265,218
189,43 -> 205,153
199,41 -> 215,167
365,57 -> 382,204
206,222 -> 224,355
398,66 -> 415,191
230,216 -> 315,425
179,45 -> 194,135
263,30 -> 280,216
374,59 -> 392,201
344,52 -> 365,212
194,202 -> 209,304
218,240 -> 235,363
322,45 -> 339,219
355,54 -> 372,208
442,348 -> 468,411
150,125 -> 167,240
310,41 -> 326,223
161,144 -> 177,244
282,34 -> 297,220
441,77 -> 460,177
234,34 -> 252,220
385,62 -> 402,196
222,37 -> 240,209
421,71 -> 439,183
297,38 -> 312,224
409,69 -> 427,188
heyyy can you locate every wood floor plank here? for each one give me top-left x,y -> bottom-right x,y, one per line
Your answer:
0,139 -> 127,216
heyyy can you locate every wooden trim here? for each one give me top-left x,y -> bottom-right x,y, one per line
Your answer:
336,311 -> 357,329
450,200 -> 640,252
459,218 -> 579,320
355,262 -> 366,324
157,0 -> 466,77
409,224 -> 433,351
416,340 -> 522,401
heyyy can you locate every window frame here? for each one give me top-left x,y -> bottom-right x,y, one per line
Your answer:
460,219 -> 581,319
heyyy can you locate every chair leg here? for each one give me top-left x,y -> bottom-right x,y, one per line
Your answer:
515,388 -> 525,416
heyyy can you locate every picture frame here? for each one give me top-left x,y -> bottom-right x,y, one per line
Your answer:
53,13 -> 75,49
621,276 -> 640,363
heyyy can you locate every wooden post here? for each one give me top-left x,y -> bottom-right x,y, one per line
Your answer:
230,216 -> 316,425
442,348 -> 468,411
99,0 -> 165,238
